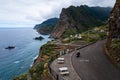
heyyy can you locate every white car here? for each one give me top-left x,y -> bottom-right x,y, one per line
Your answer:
57,58 -> 64,64
59,67 -> 69,75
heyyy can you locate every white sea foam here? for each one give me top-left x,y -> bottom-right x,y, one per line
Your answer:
20,66 -> 24,69
14,61 -> 20,64
30,64 -> 33,67
33,55 -> 38,60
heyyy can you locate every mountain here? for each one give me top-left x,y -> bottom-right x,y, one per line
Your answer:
50,5 -> 112,38
34,18 -> 58,35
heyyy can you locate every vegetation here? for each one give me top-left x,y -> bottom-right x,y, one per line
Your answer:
51,5 -> 112,38
34,18 -> 58,35
62,29 -> 78,38
64,5 -> 111,32
28,62 -> 45,80
42,43 -> 55,56
14,42 -> 58,80
13,74 -> 27,80
105,0 -> 120,69
105,39 -> 120,68
62,25 -> 108,43
83,25 -> 108,42
110,39 -> 120,50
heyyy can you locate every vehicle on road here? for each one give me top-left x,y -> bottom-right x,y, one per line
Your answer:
59,67 -> 69,75
76,51 -> 80,57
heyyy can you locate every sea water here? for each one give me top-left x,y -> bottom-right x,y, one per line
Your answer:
0,28 -> 50,80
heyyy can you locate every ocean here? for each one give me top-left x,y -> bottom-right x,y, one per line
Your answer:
0,28 -> 50,80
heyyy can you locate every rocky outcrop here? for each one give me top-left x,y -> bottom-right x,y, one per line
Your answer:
50,8 -> 74,38
34,36 -> 44,40
107,0 -> 120,47
50,5 -> 111,39
34,18 -> 58,35
5,46 -> 15,50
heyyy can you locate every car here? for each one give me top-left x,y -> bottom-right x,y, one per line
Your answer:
59,67 -> 69,75
57,58 -> 64,64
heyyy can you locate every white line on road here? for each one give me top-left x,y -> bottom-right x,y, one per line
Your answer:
79,59 -> 89,62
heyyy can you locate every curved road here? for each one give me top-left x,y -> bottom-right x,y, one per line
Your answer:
72,40 -> 120,80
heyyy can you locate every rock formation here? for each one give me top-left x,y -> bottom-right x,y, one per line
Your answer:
34,36 -> 44,40
50,8 -> 73,38
107,0 -> 120,47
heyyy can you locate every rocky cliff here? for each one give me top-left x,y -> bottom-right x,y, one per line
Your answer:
34,18 -> 58,35
107,0 -> 120,46
50,5 -> 111,38
105,0 -> 120,68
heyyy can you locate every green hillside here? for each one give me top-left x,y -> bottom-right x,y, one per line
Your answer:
34,18 -> 58,35
50,5 -> 112,38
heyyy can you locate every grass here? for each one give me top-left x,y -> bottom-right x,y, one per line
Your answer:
105,39 -> 120,69
110,39 -> 120,50
62,25 -> 108,43
13,74 -> 27,80
81,25 -> 108,43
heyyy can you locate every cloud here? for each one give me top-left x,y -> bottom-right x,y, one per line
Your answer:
0,0 -> 116,27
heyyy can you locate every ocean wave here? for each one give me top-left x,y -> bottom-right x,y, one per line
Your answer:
14,61 -> 20,64
33,55 -> 38,60
30,64 -> 33,67
20,66 -> 24,69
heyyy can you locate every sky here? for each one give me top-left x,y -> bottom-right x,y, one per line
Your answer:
0,0 -> 116,28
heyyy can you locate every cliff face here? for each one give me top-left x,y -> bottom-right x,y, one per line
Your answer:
50,5 -> 111,38
105,0 -> 120,68
107,0 -> 120,46
50,8 -> 74,38
34,18 -> 58,35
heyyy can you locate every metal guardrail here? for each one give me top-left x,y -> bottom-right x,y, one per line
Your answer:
77,38 -> 106,50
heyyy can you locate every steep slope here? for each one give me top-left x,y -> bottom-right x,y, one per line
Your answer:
50,5 -> 112,38
107,0 -> 120,46
34,18 -> 58,35
106,0 -> 120,68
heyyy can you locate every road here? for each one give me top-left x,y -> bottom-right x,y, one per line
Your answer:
72,40 -> 120,80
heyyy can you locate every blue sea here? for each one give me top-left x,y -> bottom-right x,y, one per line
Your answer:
0,28 -> 50,80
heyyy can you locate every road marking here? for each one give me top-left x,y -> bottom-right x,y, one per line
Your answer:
79,59 -> 89,62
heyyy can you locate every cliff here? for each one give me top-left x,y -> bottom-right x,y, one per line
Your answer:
106,0 -> 120,68
107,0 -> 120,46
50,5 -> 111,38
13,43 -> 56,80
14,41 -> 77,80
34,18 -> 58,35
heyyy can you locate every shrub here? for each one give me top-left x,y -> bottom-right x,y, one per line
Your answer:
111,39 -> 120,49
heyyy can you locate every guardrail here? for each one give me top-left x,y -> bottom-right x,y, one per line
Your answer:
77,38 -> 106,50
48,42 -> 98,80
48,49 -> 74,80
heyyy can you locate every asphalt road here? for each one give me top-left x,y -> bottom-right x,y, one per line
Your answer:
72,40 -> 120,80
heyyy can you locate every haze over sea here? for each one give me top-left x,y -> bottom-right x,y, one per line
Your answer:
0,28 -> 50,80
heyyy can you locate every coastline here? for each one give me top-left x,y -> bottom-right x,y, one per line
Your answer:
13,40 -> 53,80
0,28 -> 49,80
13,38 -> 79,80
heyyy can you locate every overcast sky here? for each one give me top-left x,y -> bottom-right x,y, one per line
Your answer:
0,0 -> 116,28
